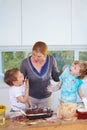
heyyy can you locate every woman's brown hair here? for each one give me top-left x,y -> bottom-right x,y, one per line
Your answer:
32,41 -> 48,57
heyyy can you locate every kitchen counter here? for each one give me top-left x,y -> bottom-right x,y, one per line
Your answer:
0,113 -> 87,130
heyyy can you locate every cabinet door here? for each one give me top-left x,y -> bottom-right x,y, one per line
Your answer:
0,86 -> 10,113
72,0 -> 87,45
22,0 -> 71,45
0,0 -> 21,46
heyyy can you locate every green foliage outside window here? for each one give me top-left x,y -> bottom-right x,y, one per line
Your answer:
49,51 -> 74,70
79,52 -> 87,61
1,51 -> 87,73
2,52 -> 26,73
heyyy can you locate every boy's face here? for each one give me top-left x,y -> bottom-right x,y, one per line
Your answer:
69,64 -> 81,76
13,71 -> 24,86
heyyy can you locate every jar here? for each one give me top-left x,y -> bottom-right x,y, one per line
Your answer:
59,101 -> 77,120
0,111 -> 5,126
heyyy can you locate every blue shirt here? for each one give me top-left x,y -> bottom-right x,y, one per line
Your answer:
59,65 -> 83,103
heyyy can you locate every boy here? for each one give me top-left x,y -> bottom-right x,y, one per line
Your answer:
4,68 -> 29,111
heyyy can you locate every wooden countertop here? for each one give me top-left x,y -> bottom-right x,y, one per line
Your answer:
0,113 -> 87,130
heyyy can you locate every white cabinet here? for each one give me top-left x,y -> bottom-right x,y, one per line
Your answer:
22,0 -> 71,45
0,0 -> 87,46
72,0 -> 87,45
0,85 -> 10,114
0,0 -> 21,46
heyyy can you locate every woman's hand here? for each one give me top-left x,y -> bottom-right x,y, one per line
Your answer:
47,81 -> 61,92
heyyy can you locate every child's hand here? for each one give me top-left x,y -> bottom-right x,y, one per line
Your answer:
24,79 -> 29,90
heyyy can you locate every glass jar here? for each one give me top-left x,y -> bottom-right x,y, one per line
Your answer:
59,101 -> 77,120
0,111 -> 5,126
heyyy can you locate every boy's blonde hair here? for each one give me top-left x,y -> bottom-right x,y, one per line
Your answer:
73,60 -> 87,79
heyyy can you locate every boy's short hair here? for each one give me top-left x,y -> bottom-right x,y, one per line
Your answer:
4,68 -> 19,86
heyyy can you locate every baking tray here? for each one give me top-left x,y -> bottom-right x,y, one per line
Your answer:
23,108 -> 53,120
26,112 -> 53,120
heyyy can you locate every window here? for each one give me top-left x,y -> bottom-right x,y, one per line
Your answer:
0,49 -> 87,83
49,51 -> 74,70
79,51 -> 87,61
1,51 -> 74,73
2,52 -> 27,72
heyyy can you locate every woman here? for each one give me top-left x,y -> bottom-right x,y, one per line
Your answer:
20,41 -> 62,109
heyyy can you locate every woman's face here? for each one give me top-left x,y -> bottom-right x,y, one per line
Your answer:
32,50 -> 46,62
69,64 -> 81,76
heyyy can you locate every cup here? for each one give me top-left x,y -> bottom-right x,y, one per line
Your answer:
0,111 -> 5,126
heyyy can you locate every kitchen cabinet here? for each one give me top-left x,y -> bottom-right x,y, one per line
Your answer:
0,0 -> 21,46
0,85 -> 10,114
0,0 -> 87,46
72,0 -> 87,45
22,0 -> 71,45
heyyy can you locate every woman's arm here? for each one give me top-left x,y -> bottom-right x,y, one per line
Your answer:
51,56 -> 67,82
51,56 -> 62,81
